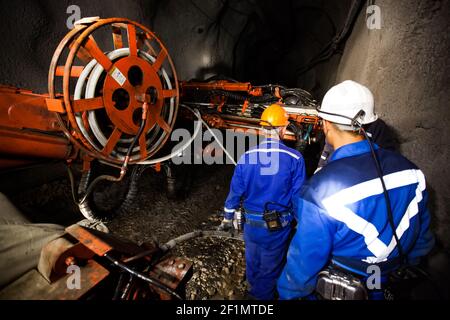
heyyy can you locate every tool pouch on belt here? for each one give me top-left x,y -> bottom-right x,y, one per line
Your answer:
315,268 -> 368,300
262,210 -> 283,231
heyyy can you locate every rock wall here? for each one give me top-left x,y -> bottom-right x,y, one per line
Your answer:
334,0 -> 450,248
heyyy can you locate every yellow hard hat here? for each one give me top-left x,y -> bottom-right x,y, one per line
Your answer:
260,104 -> 289,127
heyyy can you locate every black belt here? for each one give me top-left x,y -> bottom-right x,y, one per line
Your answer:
243,210 -> 292,229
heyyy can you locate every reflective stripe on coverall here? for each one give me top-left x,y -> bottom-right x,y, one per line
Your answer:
277,140 -> 435,300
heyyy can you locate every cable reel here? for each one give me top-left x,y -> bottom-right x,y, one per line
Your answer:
48,17 -> 179,165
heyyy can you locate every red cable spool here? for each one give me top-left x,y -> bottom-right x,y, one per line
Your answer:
47,17 -> 179,165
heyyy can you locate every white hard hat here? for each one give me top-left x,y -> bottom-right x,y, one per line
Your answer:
318,80 -> 378,126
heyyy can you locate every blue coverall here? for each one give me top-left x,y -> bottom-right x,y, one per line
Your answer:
277,140 -> 435,299
223,138 -> 306,300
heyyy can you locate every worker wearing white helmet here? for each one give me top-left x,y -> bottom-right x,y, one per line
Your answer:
316,80 -> 396,172
277,80 -> 434,300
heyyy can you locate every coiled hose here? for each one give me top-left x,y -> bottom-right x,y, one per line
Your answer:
73,164 -> 152,222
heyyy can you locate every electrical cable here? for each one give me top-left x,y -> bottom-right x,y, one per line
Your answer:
360,126 -> 406,261
104,253 -> 182,300
67,105 -> 202,221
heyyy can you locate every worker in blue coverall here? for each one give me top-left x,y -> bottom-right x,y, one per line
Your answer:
218,103 -> 306,300
277,80 -> 435,300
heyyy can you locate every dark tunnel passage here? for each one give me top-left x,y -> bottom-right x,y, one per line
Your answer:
0,0 -> 449,302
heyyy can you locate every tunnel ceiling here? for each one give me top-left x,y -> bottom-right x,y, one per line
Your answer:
152,0 -> 354,93
0,0 -> 356,99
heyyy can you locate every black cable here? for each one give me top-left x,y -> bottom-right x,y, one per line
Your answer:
67,165 -> 78,205
362,131 -> 444,298
112,272 -> 128,300
126,117 -> 147,160
360,127 -> 406,262
104,253 -> 183,300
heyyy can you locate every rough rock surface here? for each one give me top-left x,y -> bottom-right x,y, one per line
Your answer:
335,0 -> 450,249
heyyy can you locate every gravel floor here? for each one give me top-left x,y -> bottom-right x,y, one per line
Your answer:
6,163 -> 248,300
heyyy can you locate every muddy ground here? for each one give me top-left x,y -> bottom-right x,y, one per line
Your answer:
5,163 -> 248,300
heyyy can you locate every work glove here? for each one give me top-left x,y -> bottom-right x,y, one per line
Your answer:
217,219 -> 233,232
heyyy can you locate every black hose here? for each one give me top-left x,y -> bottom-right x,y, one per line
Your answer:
360,127 -> 405,261
66,104 -> 149,221
249,94 -> 279,104
72,164 -> 152,222
210,90 -> 247,102
126,117 -> 147,160
104,253 -> 183,300
114,165 -> 150,216
112,272 -> 128,300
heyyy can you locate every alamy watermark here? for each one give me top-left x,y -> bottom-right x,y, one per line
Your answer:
66,265 -> 81,290
66,5 -> 81,29
170,124 -> 284,176
366,5 -> 382,30
366,265 -> 381,290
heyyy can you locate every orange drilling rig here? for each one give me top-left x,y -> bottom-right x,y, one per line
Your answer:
0,17 -> 321,221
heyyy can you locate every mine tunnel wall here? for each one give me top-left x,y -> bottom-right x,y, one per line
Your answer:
334,0 -> 450,249
0,0 -> 448,248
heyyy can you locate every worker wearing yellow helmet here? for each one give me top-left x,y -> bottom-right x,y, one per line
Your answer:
218,103 -> 306,300
260,103 -> 290,127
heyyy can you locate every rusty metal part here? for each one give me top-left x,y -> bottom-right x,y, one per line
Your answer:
37,236 -> 95,283
65,224 -> 191,300
48,18 -> 179,165
148,257 -> 193,300
201,113 -> 298,141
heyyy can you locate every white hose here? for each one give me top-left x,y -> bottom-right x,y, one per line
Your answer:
196,113 -> 237,166
138,105 -> 237,166
137,106 -> 203,165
